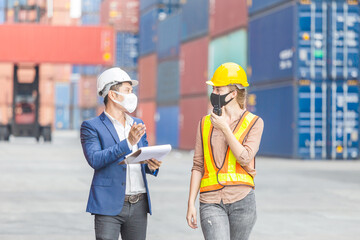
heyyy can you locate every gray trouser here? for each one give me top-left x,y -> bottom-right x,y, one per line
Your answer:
94,197 -> 148,240
200,189 -> 257,240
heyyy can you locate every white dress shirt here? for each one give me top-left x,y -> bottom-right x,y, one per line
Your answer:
104,111 -> 146,195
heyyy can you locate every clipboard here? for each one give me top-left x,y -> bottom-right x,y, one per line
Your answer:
119,144 -> 172,164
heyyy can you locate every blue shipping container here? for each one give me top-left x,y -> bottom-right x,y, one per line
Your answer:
140,0 -> 181,13
157,12 -> 181,60
328,1 -> 360,80
81,14 -> 100,25
249,1 -> 360,85
71,107 -> 81,130
249,4 -> 295,85
181,0 -> 208,42
6,0 -> 27,8
116,32 -> 139,69
55,106 -> 70,130
140,8 -> 159,56
82,0 -> 101,13
0,0 -> 5,8
0,9 -> 4,24
81,108 -> 97,121
55,83 -> 70,106
70,82 -> 79,106
156,105 -> 179,148
248,0 -> 291,15
328,80 -> 359,159
157,60 -> 179,104
80,65 -> 102,75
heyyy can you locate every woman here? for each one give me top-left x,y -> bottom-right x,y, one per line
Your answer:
186,62 -> 264,240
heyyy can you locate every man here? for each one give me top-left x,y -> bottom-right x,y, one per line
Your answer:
80,67 -> 162,240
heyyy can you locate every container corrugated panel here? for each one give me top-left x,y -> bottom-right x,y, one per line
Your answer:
39,105 -> 54,127
0,25 -> 114,65
101,0 -> 139,32
209,29 -> 248,79
55,83 -> 70,106
157,12 -> 181,60
80,65 -> 103,75
71,82 -> 79,106
328,2 -> 360,80
209,0 -> 248,38
249,84 -> 295,157
181,0 -> 209,42
71,107 -> 81,129
140,0 -> 181,13
157,60 -> 179,104
156,105 -> 179,148
81,107 -> 97,121
116,32 -> 138,69
180,36 -> 208,96
6,0 -> 27,8
249,4 -> 295,85
0,9 -> 5,24
55,105 -> 70,129
248,0 -> 291,15
138,54 -> 157,100
39,76 -> 54,105
72,65 -> 81,74
82,0 -> 101,13
179,96 -> 208,150
81,13 -> 100,25
136,101 -> 156,145
328,80 -> 359,159
139,8 -> 159,56
79,76 -> 97,108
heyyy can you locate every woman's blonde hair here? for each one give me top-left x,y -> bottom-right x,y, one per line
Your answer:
229,85 -> 247,109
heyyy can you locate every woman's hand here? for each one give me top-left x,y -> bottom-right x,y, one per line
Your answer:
186,204 -> 198,229
210,107 -> 230,132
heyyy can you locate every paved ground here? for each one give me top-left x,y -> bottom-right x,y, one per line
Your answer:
0,131 -> 360,240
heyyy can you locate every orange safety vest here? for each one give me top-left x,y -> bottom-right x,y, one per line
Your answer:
200,111 -> 259,193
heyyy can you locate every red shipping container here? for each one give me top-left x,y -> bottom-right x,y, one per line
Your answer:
180,36 -> 208,96
53,64 -> 72,82
179,96 -> 209,150
209,0 -> 248,38
0,24 -> 114,65
39,76 -> 55,105
138,54 -> 157,101
136,101 -> 156,145
79,75 -> 97,108
0,63 -> 13,105
101,0 -> 139,32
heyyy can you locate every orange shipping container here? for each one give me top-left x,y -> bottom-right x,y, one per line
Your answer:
39,104 -> 54,127
79,75 -> 97,108
138,54 -> 157,101
136,101 -> 156,146
0,24 -> 114,65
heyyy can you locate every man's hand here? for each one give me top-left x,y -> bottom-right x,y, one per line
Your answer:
145,158 -> 162,171
128,123 -> 146,146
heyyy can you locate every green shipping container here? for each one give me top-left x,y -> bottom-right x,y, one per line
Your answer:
208,29 -> 247,93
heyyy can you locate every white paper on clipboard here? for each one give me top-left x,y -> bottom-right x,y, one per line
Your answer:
120,144 -> 172,164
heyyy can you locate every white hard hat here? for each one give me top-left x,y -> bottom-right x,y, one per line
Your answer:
97,67 -> 138,97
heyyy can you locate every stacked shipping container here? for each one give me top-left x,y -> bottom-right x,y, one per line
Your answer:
248,0 -> 360,159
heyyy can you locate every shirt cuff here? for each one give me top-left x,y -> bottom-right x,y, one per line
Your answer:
126,139 -> 135,150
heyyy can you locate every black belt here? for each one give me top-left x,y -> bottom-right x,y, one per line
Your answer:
124,193 -> 146,204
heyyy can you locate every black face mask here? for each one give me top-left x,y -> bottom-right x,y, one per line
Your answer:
210,91 -> 234,116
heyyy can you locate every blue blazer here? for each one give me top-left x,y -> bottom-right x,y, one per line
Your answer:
80,112 -> 158,216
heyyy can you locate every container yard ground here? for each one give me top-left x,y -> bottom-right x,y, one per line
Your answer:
0,131 -> 359,240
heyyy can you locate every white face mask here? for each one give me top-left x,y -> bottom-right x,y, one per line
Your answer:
110,91 -> 138,113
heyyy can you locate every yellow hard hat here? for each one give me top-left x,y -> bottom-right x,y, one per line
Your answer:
206,62 -> 249,87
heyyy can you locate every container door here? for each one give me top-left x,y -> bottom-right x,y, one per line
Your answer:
298,81 -> 327,159
329,81 -> 359,159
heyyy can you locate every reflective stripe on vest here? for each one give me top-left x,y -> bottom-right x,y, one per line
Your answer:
200,111 -> 259,193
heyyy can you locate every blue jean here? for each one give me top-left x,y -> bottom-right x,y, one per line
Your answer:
94,197 -> 148,240
200,190 -> 257,240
